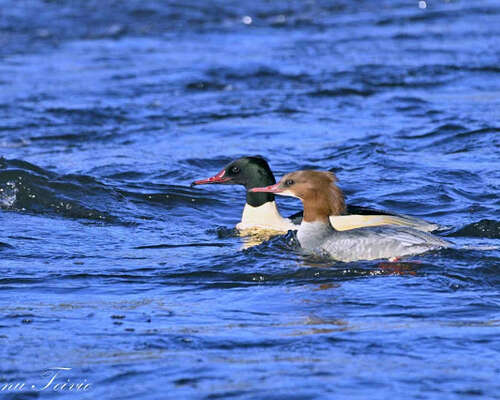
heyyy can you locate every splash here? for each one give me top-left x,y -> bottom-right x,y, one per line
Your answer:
0,181 -> 18,208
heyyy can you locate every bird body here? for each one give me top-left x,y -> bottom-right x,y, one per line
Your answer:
251,170 -> 449,262
192,156 -> 440,233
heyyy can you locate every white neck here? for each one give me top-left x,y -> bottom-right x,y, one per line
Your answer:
297,220 -> 335,250
236,201 -> 296,232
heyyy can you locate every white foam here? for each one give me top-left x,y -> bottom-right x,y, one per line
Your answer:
0,181 -> 18,208
461,245 -> 499,251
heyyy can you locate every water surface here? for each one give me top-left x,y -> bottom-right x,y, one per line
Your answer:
1,1 -> 499,399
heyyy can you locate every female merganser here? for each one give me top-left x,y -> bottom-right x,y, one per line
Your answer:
191,156 -> 439,232
251,170 -> 449,262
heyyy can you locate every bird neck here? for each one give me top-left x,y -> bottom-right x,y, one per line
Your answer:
245,172 -> 276,207
301,185 -> 346,224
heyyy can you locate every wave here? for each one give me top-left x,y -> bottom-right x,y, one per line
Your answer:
399,125 -> 500,141
0,158 -> 120,222
0,157 -> 217,223
307,88 -> 374,97
450,219 -> 500,239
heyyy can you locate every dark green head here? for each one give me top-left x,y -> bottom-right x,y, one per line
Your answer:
191,156 -> 277,207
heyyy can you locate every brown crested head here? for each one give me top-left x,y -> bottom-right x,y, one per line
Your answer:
252,170 -> 346,222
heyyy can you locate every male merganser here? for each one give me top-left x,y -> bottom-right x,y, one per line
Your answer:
191,156 -> 439,232
251,170 -> 449,262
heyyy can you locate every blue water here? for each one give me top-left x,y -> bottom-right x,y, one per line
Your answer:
1,1 -> 499,399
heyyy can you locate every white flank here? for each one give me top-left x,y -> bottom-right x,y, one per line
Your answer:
330,214 -> 439,232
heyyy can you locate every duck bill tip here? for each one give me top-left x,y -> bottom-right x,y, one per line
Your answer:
250,184 -> 283,193
191,169 -> 231,186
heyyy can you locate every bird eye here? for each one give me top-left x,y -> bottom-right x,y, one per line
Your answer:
284,179 -> 294,186
230,166 -> 240,174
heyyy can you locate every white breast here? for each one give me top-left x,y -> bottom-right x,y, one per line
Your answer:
236,202 -> 296,232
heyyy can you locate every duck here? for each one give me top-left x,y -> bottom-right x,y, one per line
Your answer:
191,156 -> 439,233
250,170 -> 449,262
